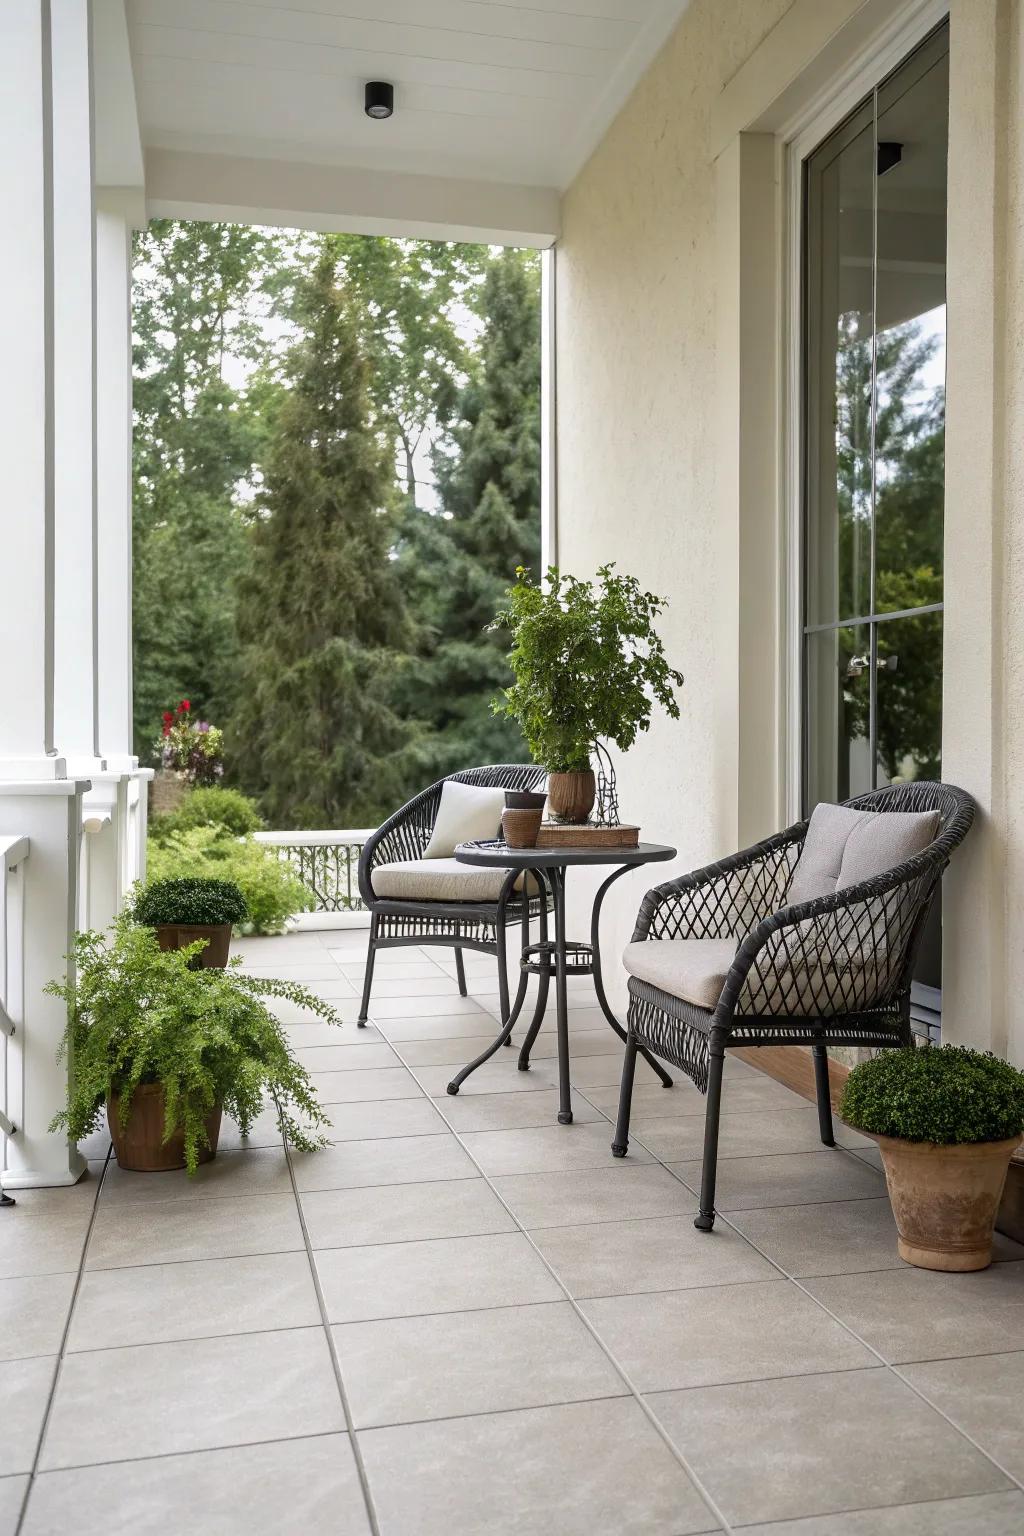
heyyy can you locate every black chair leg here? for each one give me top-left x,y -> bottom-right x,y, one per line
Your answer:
455,947 -> 468,997
357,915 -> 379,1027
812,1041 -> 836,1146
695,1033 -> 727,1231
611,1029 -> 638,1157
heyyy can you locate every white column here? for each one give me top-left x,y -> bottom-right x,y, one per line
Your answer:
96,192 -> 136,774
52,0 -> 103,777
0,0 -> 64,779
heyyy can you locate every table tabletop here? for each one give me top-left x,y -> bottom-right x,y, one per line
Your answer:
454,838 -> 676,870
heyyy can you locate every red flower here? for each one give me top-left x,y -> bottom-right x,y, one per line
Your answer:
162,711 -> 173,723
162,724 -> 171,737
178,699 -> 190,713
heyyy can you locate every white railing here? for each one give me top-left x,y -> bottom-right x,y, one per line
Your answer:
0,836 -> 29,1202
254,829 -> 375,917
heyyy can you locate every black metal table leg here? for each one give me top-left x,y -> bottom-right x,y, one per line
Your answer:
447,872 -> 529,1094
517,870 -> 550,1070
0,1191 -> 14,1207
591,866 -> 673,1089
550,868 -> 573,1124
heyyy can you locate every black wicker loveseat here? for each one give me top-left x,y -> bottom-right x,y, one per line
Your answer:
356,764 -> 551,1030
611,782 -> 975,1229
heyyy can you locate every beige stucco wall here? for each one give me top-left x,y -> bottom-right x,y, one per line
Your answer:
556,0 -> 1024,1060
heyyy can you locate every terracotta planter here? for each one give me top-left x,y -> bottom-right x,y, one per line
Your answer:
546,769 -> 596,824
155,922 -> 232,968
860,1128 -> 1023,1271
107,1083 -> 222,1172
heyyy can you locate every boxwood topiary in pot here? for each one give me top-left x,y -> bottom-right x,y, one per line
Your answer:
47,911 -> 342,1173
134,877 -> 249,968
839,1045 -> 1024,1271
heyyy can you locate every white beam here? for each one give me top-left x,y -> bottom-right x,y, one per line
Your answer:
144,148 -> 560,248
0,0 -> 64,778
92,0 -> 143,191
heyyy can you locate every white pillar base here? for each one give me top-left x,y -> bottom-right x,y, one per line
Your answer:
0,777 -> 91,1190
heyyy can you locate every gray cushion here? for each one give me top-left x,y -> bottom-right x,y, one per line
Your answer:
787,802 -> 939,905
622,938 -> 738,1010
372,859 -> 536,903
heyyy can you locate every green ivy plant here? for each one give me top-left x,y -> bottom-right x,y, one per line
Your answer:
47,912 -> 340,1173
490,565 -> 684,773
839,1045 -> 1024,1145
134,878 -> 248,928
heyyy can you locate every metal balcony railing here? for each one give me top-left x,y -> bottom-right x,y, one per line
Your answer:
253,829 -> 374,915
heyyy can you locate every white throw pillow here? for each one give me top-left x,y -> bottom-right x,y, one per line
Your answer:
422,780 -> 507,859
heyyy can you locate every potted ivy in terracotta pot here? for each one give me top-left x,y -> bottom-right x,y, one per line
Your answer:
490,564 -> 684,823
839,1045 -> 1024,1271
46,912 -> 342,1173
134,877 -> 248,968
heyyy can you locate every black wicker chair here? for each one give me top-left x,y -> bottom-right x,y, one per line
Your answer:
611,782 -> 975,1230
357,764 -> 551,1031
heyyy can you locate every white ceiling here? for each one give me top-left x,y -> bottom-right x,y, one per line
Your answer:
125,0 -> 690,207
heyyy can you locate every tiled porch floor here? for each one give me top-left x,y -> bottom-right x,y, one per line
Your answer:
4,928 -> 1024,1535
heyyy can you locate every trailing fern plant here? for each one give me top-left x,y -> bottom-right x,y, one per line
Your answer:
47,911 -> 341,1173
840,1045 -> 1024,1145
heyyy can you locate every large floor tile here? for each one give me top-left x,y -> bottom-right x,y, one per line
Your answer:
493,1164 -> 695,1229
217,1102 -> 286,1151
670,1150 -> 885,1211
296,1043 -> 399,1071
804,1262 -> 1024,1363
582,1279 -> 874,1390
291,1133 -> 478,1191
739,1490 -> 1024,1535
0,1272 -> 76,1361
306,1067 -> 425,1102
0,1356 -> 56,1476
369,995 -> 486,1020
23,1434 -> 370,1536
359,1397 -> 715,1536
633,1107 -> 865,1162
41,1327 -> 343,1469
531,1215 -> 777,1297
581,1075 -> 802,1116
903,1353 -> 1024,1483
649,1368 -> 1008,1526
100,1147 -> 294,1206
435,1088 -> 604,1131
319,1096 -> 447,1141
462,1122 -> 653,1176
411,1060 -> 562,1096
243,962 -> 342,981
370,974 -> 464,997
69,1251 -> 320,1351
316,1231 -> 563,1323
379,1011 -> 507,1042
285,1021 -> 382,1048
0,1478 -> 26,1536
86,1193 -> 304,1269
396,1033 -> 527,1065
301,1177 -> 515,1249
334,1300 -> 625,1427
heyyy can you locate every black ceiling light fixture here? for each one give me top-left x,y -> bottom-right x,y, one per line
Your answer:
364,81 -> 394,120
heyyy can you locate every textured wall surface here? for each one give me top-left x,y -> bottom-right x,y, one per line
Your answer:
554,0 -> 792,962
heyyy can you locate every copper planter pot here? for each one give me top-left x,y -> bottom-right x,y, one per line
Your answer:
107,1083 -> 222,1173
860,1128 -> 1023,1271
546,770 -> 595,824
155,922 -> 232,968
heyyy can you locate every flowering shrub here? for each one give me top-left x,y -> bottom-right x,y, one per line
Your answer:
156,700 -> 224,787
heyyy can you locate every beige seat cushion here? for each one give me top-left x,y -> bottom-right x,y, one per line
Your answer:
622,938 -> 738,1010
372,859 -> 536,903
787,802 -> 939,905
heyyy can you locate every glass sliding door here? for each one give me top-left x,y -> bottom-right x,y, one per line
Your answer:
802,23 -> 949,1024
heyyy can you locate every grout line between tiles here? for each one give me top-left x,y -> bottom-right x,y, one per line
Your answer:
727,1486 -> 1024,1529
15,1147 -> 112,1536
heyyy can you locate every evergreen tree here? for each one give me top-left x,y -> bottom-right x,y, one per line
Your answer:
229,253 -> 419,827
397,248 -> 542,771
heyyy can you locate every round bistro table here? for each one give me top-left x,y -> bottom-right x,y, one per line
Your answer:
449,839 -> 677,1124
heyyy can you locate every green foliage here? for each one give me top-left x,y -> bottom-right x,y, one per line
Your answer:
228,250 -> 422,827
491,565 -> 684,773
839,1045 -> 1024,1145
47,913 -> 339,1174
395,248 -> 543,775
134,877 -> 248,927
146,828 -> 313,935
153,786 -> 264,839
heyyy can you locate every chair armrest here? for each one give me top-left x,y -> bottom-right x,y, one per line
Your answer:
715,854 -> 944,1021
632,827 -> 805,943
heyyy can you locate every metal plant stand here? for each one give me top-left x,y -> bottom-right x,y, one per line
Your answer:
448,841 -> 676,1123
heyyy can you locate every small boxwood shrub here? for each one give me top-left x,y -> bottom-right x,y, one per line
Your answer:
152,787 -> 264,841
145,826 -> 313,934
134,878 -> 248,928
839,1045 -> 1024,1145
